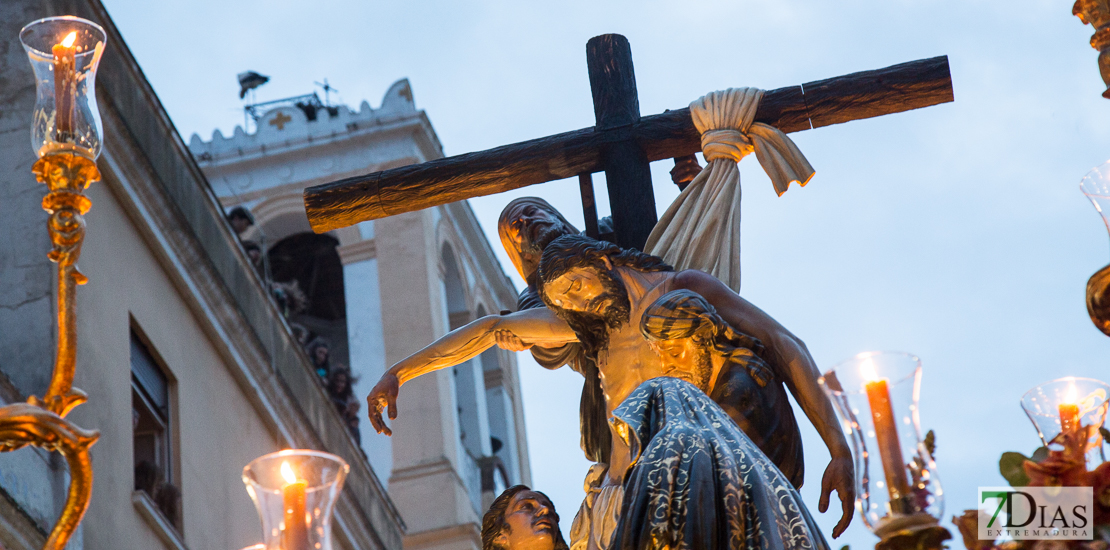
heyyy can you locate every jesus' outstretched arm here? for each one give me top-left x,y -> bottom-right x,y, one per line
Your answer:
366,307 -> 578,435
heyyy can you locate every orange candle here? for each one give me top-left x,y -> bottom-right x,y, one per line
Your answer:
1059,403 -> 1080,435
1059,383 -> 1082,446
862,360 -> 911,506
52,31 -> 77,137
280,462 -> 309,550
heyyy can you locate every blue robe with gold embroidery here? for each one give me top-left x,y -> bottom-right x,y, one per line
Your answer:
610,377 -> 830,550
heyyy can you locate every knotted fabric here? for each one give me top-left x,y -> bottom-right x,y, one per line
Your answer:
644,88 -> 814,293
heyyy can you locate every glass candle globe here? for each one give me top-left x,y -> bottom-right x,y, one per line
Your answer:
1082,161 -> 1110,336
19,16 -> 107,159
1020,377 -> 1110,469
819,352 -> 944,538
243,450 -> 349,550
1081,160 -> 1110,247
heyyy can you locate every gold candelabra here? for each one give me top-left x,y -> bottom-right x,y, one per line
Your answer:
0,16 -> 108,550
1074,0 -> 1110,98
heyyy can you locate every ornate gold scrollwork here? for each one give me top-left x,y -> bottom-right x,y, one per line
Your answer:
0,404 -> 98,550
0,153 -> 102,550
1086,263 -> 1110,336
29,153 -> 100,419
1074,0 -> 1110,98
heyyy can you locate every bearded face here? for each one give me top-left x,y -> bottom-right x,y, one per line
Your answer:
541,264 -> 632,362
648,336 -> 714,392
500,201 -> 577,283
521,221 -> 569,260
544,264 -> 631,332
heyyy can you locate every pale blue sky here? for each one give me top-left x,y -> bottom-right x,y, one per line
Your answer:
100,0 -> 1110,547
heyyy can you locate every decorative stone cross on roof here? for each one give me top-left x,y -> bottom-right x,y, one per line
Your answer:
269,111 -> 292,131
302,34 -> 953,250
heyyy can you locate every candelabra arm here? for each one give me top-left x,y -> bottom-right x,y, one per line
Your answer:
0,152 -> 103,550
1086,263 -> 1110,336
1073,0 -> 1110,98
875,524 -> 953,550
0,403 -> 99,550
27,153 -> 98,417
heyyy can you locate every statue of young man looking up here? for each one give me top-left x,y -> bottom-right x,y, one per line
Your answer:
482,486 -> 569,550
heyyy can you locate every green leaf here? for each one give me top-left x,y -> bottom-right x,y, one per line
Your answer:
839,545 -> 849,550
1030,446 -> 1048,463
924,429 -> 936,459
999,452 -> 1031,487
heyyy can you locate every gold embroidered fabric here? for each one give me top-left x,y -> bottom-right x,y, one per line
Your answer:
607,377 -> 829,550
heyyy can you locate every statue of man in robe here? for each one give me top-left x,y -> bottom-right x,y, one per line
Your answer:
496,197 -> 611,463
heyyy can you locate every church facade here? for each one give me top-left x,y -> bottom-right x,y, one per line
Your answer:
0,0 -> 527,549
188,78 -> 531,550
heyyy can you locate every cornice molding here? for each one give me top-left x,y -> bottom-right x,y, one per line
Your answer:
337,239 -> 378,265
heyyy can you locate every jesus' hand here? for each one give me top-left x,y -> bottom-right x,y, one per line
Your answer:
818,455 -> 855,538
367,372 -> 400,436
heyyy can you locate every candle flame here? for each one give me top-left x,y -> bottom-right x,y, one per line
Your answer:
280,461 -> 297,484
860,358 -> 879,382
1064,383 -> 1078,405
60,32 -> 77,48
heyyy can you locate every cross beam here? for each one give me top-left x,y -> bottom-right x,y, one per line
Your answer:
304,35 -> 952,248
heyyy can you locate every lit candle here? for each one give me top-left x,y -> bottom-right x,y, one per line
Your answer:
52,31 -> 77,137
280,461 -> 309,550
861,358 -> 911,507
1059,382 -> 1081,437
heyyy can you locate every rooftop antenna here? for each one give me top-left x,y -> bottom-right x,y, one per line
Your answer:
314,79 -> 338,108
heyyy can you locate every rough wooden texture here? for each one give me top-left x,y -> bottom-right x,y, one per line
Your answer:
305,55 -> 953,233
579,173 -> 600,239
587,34 -> 657,250
588,34 -> 640,129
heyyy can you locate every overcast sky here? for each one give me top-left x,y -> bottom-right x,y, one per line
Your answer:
100,0 -> 1110,547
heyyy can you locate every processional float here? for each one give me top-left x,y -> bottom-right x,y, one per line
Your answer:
305,32 -> 965,550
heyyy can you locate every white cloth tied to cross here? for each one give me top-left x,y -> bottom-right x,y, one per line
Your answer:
644,88 -> 814,293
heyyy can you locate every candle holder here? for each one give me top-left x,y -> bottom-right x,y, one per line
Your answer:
20,16 -> 106,159
242,450 -> 350,550
1020,377 -> 1110,469
1082,161 -> 1110,336
0,15 -> 107,550
819,352 -> 950,550
1073,0 -> 1110,99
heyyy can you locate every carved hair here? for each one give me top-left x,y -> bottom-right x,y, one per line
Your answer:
640,290 -> 773,387
538,234 -> 672,284
538,235 -> 672,359
481,485 -> 568,550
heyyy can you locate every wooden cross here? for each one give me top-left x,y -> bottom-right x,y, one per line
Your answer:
303,34 -> 953,250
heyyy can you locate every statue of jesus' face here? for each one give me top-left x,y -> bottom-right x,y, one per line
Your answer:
543,265 -> 613,315
541,254 -> 632,336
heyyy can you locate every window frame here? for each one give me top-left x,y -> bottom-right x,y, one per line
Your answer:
129,325 -> 182,533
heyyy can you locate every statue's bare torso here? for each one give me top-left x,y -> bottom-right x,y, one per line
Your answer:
594,268 -> 673,418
